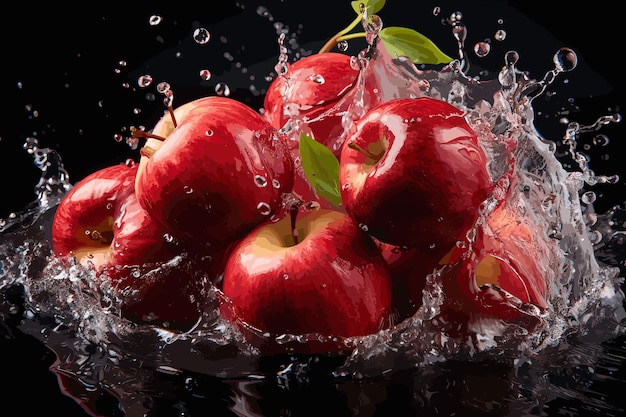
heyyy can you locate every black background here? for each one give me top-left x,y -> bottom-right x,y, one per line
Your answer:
1,1 -> 624,416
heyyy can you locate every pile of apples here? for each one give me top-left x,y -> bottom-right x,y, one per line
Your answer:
51,40 -> 551,354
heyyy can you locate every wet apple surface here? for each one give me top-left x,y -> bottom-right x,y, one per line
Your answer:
339,96 -> 493,253
135,96 -> 295,250
264,52 -> 361,157
51,162 -> 207,330
220,208 -> 393,354
1,1 -> 625,416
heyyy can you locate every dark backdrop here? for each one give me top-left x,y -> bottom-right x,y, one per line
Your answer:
1,2 -> 623,416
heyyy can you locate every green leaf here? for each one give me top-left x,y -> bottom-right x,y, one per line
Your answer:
299,134 -> 342,207
351,0 -> 386,16
378,26 -> 454,65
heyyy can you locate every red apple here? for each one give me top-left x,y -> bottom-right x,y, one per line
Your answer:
219,208 -> 393,354
375,239 -> 444,322
439,197 -> 556,323
51,161 -> 211,330
339,97 -> 493,254
134,96 -> 295,250
263,52 -> 360,157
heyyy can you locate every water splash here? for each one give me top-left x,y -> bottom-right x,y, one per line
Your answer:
1,5 -> 625,415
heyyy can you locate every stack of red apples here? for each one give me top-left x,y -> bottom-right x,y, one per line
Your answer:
51,51 -> 550,355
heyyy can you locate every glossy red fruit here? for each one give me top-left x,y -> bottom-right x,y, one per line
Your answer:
51,162 -> 207,330
135,96 -> 294,250
339,97 -> 493,253
439,197 -> 555,323
220,208 -> 393,354
375,239 -> 442,322
263,52 -> 360,157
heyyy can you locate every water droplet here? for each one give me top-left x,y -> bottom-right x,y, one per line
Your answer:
581,191 -> 597,205
138,75 -> 153,88
588,229 -> 603,244
592,134 -> 610,146
494,29 -> 506,41
254,175 -> 268,187
553,47 -> 577,72
193,28 -> 211,45
359,223 -> 369,232
473,41 -> 491,57
183,185 -> 194,194
365,14 -> 383,41
199,69 -> 212,81
283,274 -> 289,280
257,202 -> 271,216
205,129 -> 214,137
337,40 -> 349,51
304,201 -> 320,211
215,82 -> 230,96
148,15 -> 162,26
433,6 -> 441,16
272,179 -> 281,189
156,82 -> 171,94
308,74 -> 325,84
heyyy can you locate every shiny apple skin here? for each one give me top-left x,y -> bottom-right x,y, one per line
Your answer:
263,52 -> 360,157
135,96 -> 294,249
220,208 -> 393,354
51,162 -> 207,330
339,97 -> 493,252
439,197 -> 554,324
375,239 -> 439,322
51,162 -> 137,266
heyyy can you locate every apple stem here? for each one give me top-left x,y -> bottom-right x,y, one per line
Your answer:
130,126 -> 167,142
167,105 -> 178,128
347,140 -> 381,160
318,14 -> 362,54
289,200 -> 302,245
318,33 -> 342,54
